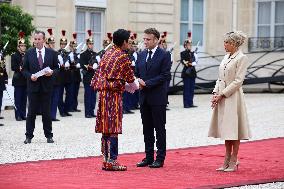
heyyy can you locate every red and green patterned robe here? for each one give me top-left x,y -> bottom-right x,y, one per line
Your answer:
91,46 -> 134,134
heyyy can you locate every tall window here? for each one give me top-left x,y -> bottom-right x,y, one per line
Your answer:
257,0 -> 284,37
180,0 -> 204,47
76,8 -> 104,51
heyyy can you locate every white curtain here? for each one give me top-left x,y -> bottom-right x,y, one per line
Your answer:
258,2 -> 271,37
91,12 -> 102,51
76,11 -> 86,44
275,1 -> 284,37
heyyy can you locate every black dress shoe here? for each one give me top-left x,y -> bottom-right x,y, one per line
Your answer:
74,109 -> 81,112
0,116 -> 4,119
123,110 -> 134,114
16,117 -> 23,121
52,118 -> 60,121
22,117 -> 27,120
189,105 -> 198,108
91,114 -> 97,117
0,123 -> 4,126
60,113 -> 67,117
149,160 -> 164,168
137,158 -> 154,167
24,138 -> 31,144
85,115 -> 93,118
65,112 -> 72,116
47,137 -> 54,143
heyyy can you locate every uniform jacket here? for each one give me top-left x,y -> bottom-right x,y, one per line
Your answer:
58,49 -> 72,84
69,51 -> 82,83
11,51 -> 27,86
180,50 -> 197,78
80,49 -> 97,84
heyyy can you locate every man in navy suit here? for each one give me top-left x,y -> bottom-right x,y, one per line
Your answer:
23,31 -> 59,144
136,28 -> 171,168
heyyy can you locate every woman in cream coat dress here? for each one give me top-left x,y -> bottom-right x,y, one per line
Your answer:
208,31 -> 251,172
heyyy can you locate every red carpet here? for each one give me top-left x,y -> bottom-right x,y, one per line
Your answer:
0,138 -> 283,189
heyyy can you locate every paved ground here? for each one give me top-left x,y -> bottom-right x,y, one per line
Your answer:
0,93 -> 283,188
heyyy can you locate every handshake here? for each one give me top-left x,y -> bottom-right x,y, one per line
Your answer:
125,78 -> 146,93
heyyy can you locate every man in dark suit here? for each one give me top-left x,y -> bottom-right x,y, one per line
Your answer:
135,28 -> 171,168
23,30 -> 59,144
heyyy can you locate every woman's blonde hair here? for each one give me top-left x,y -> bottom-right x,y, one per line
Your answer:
224,31 -> 247,48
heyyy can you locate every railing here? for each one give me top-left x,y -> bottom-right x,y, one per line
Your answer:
169,50 -> 284,94
248,37 -> 284,52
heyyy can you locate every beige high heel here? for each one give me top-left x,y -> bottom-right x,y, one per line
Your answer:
223,160 -> 240,172
216,156 -> 231,171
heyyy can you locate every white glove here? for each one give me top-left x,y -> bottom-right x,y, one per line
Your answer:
76,63 -> 81,68
96,55 -> 101,63
131,60 -> 135,66
77,54 -> 80,59
65,61 -> 70,68
58,55 -> 64,65
93,63 -> 98,69
68,52 -> 74,62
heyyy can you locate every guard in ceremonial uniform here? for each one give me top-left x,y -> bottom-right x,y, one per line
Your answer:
46,28 -> 61,121
68,33 -> 81,112
11,32 -> 28,121
0,42 -> 8,126
181,32 -> 198,108
58,30 -> 73,117
158,31 -> 168,51
97,32 -> 113,60
80,30 -> 97,118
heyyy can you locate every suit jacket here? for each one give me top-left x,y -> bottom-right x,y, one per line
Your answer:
80,49 -> 97,84
23,47 -> 59,93
11,51 -> 27,86
135,47 -> 171,106
180,50 -> 197,78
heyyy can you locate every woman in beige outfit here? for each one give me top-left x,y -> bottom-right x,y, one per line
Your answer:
208,31 -> 251,172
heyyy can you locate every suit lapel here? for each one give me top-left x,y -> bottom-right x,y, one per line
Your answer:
147,47 -> 160,71
44,49 -> 48,67
142,50 -> 148,72
32,48 -> 41,69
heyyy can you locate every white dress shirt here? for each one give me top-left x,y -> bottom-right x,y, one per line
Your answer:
146,45 -> 158,61
36,47 -> 45,63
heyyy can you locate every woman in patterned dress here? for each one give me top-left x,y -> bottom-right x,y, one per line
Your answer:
91,29 -> 135,171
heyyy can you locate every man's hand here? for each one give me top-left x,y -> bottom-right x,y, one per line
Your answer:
31,75 -> 37,81
138,78 -> 146,89
45,70 -> 53,77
